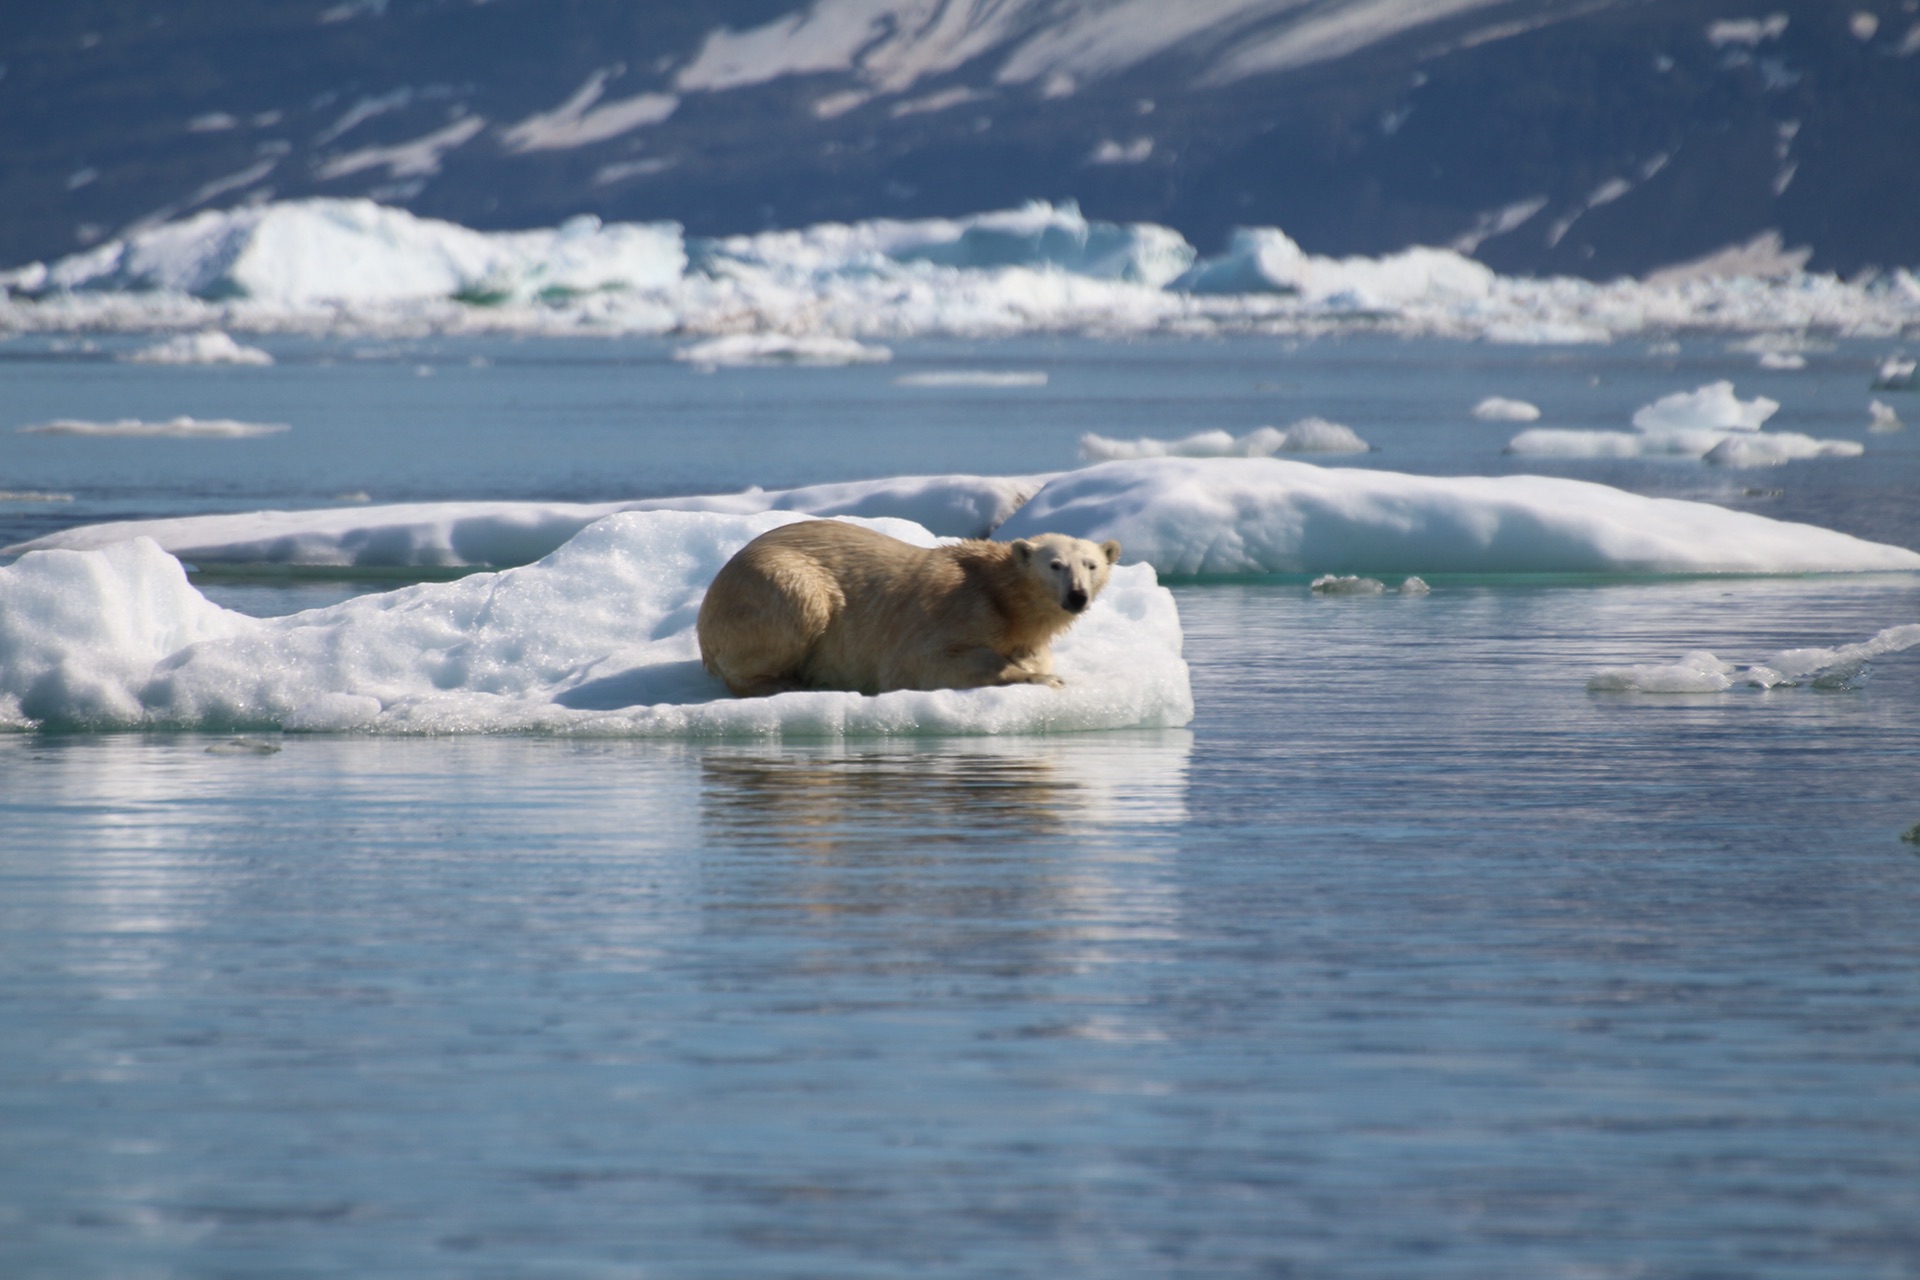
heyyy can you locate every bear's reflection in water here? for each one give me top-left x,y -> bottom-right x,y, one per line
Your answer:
694,735 -> 1191,950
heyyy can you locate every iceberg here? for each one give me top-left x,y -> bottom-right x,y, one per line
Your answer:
7,197 -> 1919,343
15,198 -> 685,305
994,457 -> 1920,577
1,474 -> 1049,568
0,512 -> 1193,735
1173,227 -> 1495,309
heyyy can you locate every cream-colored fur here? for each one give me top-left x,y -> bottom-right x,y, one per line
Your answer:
698,521 -> 1122,697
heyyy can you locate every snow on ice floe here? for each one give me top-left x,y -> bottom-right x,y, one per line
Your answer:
122,330 -> 273,365
6,197 -> 1920,342
18,416 -> 289,439
1588,623 -> 1920,694
1472,396 -> 1542,422
0,512 -> 1193,736
1079,419 -> 1369,461
995,457 -> 1920,577
1,474 -> 1050,567
1505,381 -> 1864,467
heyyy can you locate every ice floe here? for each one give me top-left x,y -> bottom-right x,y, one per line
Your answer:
1079,419 -> 1369,461
122,330 -> 273,365
995,457 -> 1920,577
18,416 -> 289,439
0,512 -> 1193,735
1588,623 -> 1920,694
14,460 -> 1918,580
1472,396 -> 1541,422
674,333 -> 892,367
894,370 -> 1048,388
1,474 -> 1050,567
1505,380 -> 1864,466
1870,400 -> 1904,433
6,197 -> 1920,343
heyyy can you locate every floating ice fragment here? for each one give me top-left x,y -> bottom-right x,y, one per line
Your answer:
1310,574 -> 1385,595
1079,419 -> 1367,462
18,416 -> 289,439
1874,357 -> 1916,391
1509,380 -> 1854,465
122,330 -> 273,365
1588,623 -> 1920,693
1472,396 -> 1541,422
205,737 -> 282,754
675,333 -> 892,367
1758,351 -> 1806,370
894,370 -> 1047,388
1632,382 -> 1778,433
1398,576 -> 1431,595
1869,400 -> 1903,433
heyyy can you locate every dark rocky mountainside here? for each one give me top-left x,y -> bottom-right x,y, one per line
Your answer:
3,0 -> 1914,278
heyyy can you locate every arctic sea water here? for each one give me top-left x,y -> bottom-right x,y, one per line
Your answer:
3,334 -> 1919,1277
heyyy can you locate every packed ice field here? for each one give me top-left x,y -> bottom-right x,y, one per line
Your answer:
3,197 -> 1918,733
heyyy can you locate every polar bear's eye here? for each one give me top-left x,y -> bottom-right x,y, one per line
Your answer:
1051,559 -> 1066,570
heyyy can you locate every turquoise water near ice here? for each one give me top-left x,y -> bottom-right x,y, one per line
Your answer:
3,335 -> 1919,1276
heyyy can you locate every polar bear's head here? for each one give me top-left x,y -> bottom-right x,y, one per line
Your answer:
1010,534 -> 1122,615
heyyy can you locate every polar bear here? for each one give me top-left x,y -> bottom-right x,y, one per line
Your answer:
697,520 -> 1122,697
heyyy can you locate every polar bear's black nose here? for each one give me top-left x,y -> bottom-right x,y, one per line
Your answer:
1065,588 -> 1089,612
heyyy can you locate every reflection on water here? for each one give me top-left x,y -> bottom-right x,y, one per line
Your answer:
3,577 -> 1919,1278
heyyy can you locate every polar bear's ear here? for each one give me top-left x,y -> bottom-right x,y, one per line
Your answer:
1101,540 -> 1122,565
1010,539 -> 1035,565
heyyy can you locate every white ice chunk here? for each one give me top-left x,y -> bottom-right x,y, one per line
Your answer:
1701,432 -> 1864,467
1508,380 -> 1854,465
1079,418 -> 1367,462
1174,226 -> 1494,309
1589,624 -> 1920,694
1869,400 -> 1903,433
2,474 -> 1052,567
1632,381 -> 1778,433
18,416 -> 289,439
121,330 -> 273,365
893,370 -> 1047,387
995,457 -> 1920,577
0,512 -> 1192,736
674,333 -> 892,367
1472,396 -> 1541,422
1309,574 -> 1385,595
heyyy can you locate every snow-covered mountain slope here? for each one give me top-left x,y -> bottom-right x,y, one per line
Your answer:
4,0 -> 1917,279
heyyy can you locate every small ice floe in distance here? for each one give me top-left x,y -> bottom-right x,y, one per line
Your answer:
1471,396 -> 1541,422
674,334 -> 892,367
1505,380 -> 1860,466
121,331 -> 273,366
1872,356 -> 1916,390
893,370 -> 1048,388
1587,623 -> 1920,694
1080,418 -> 1368,461
18,416 -> 289,438
1869,400 -> 1904,433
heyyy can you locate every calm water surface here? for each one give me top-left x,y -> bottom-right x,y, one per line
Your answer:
3,337 -> 1919,1277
